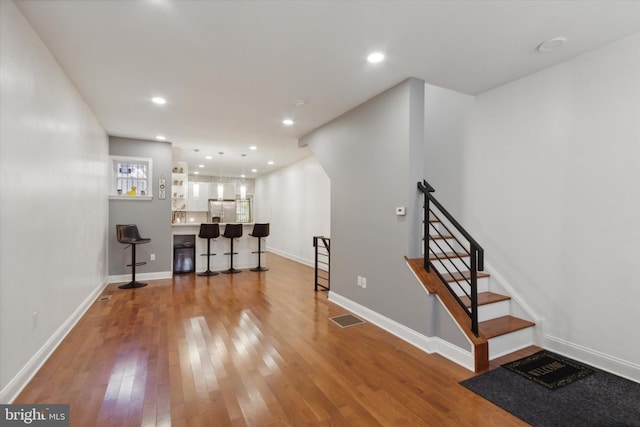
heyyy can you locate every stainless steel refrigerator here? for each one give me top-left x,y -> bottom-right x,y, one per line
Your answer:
209,200 -> 236,223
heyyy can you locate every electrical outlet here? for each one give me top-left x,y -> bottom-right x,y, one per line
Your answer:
32,311 -> 38,329
361,277 -> 367,289
150,254 -> 156,261
357,276 -> 362,287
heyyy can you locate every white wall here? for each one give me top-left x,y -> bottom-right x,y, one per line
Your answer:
424,84 -> 474,218
254,156 -> 330,266
0,1 -> 109,401
464,33 -> 640,379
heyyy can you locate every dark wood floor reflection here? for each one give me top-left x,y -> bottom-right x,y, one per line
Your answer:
15,253 -> 528,426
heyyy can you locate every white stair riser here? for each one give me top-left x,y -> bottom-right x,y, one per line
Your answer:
444,276 -> 490,297
477,300 -> 510,322
488,327 -> 535,360
431,257 -> 471,272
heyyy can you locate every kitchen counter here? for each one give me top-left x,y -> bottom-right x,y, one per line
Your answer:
171,223 -> 263,272
171,222 -> 254,226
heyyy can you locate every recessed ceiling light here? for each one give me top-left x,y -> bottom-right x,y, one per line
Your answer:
205,155 -> 212,160
367,52 -> 385,63
194,171 -> 199,175
198,164 -> 204,168
155,135 -> 166,141
251,168 -> 258,173
537,37 -> 567,52
151,96 -> 167,105
249,145 -> 257,150
267,161 -> 274,165
241,174 -> 246,178
282,119 -> 294,126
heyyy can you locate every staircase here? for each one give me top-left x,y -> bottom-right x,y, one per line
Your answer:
410,180 -> 535,372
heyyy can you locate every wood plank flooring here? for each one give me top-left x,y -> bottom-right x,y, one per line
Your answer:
15,253 -> 533,426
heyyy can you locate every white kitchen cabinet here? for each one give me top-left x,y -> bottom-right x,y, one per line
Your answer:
187,182 -> 209,211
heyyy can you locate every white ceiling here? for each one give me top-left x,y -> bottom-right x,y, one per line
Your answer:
16,0 -> 640,177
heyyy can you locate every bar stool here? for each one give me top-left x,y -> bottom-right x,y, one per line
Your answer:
116,224 -> 151,289
198,223 -> 219,276
222,224 -> 243,274
249,223 -> 269,272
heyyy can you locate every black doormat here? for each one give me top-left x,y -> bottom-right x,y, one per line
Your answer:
460,353 -> 640,427
502,350 -> 593,390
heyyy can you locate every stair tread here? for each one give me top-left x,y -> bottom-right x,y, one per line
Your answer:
479,315 -> 534,339
441,270 -> 490,282
460,292 -> 510,308
429,251 -> 469,261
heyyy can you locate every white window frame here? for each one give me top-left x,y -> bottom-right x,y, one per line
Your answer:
109,155 -> 153,200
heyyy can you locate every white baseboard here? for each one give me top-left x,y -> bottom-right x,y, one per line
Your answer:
108,270 -> 172,284
544,334 -> 640,384
328,292 -> 474,372
266,247 -> 314,267
0,280 -> 109,403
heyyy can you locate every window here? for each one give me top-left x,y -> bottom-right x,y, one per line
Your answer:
236,198 -> 252,223
110,156 -> 153,198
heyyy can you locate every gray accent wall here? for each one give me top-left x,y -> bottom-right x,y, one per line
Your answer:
301,78 -> 469,348
108,136 -> 172,275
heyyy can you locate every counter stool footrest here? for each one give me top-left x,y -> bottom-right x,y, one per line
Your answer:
223,252 -> 238,255
126,261 -> 147,267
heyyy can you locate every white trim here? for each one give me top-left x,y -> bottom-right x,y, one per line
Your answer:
328,292 -> 474,372
108,271 -> 172,284
544,334 -> 640,384
0,280 -> 109,403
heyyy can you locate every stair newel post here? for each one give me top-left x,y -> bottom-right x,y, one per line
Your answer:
424,195 -> 431,272
470,246 -> 479,336
313,236 -> 319,292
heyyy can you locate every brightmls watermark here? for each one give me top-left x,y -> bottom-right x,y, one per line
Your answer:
0,405 -> 69,426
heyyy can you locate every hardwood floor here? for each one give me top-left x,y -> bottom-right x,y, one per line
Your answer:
15,253 -> 532,426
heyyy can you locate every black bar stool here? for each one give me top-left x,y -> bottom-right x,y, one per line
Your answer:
222,224 -> 243,274
116,224 -> 151,289
249,223 -> 269,272
198,223 -> 219,276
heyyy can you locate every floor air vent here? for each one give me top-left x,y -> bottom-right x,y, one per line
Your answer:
330,314 -> 365,328
98,295 -> 112,301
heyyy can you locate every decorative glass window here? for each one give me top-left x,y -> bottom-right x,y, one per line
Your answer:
236,198 -> 252,223
110,156 -> 153,198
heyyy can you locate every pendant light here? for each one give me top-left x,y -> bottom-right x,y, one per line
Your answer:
193,149 -> 200,199
240,153 -> 247,200
217,151 -> 224,200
